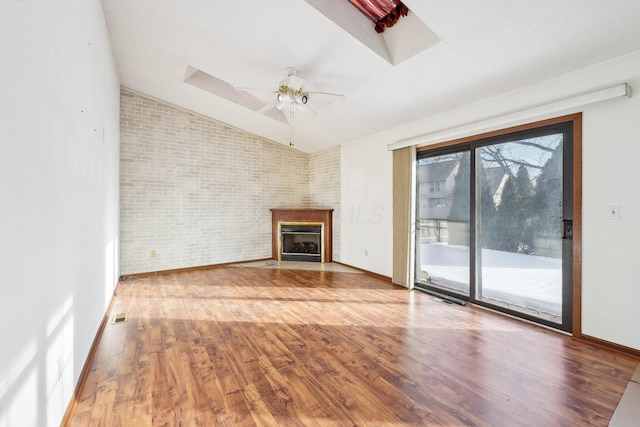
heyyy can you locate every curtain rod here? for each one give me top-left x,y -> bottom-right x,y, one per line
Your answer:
388,83 -> 631,151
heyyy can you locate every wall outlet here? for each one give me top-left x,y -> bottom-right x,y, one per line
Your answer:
364,249 -> 368,256
150,249 -> 157,257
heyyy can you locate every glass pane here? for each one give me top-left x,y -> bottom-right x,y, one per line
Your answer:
476,134 -> 563,322
415,152 -> 470,296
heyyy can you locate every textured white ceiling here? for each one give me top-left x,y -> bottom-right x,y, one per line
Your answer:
102,0 -> 640,153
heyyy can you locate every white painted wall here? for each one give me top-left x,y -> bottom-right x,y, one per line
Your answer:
340,138 -> 393,276
0,1 -> 120,426
581,75 -> 640,351
340,50 -> 640,350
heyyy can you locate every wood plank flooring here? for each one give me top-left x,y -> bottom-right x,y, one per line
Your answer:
66,266 -> 639,426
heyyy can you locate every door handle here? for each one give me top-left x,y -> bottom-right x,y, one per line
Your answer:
562,219 -> 573,240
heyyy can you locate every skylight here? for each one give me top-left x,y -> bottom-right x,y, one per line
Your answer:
303,0 -> 440,65
348,0 -> 409,33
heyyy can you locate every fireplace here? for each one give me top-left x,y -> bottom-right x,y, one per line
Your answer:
280,224 -> 323,262
271,209 -> 333,263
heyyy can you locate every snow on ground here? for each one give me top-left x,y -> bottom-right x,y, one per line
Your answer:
419,243 -> 562,315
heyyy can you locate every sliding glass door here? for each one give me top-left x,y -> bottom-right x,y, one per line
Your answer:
415,151 -> 471,297
415,119 -> 575,332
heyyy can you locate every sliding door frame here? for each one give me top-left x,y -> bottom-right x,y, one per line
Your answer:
416,113 -> 582,336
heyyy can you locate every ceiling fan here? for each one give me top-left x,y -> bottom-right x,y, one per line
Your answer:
241,67 -> 345,146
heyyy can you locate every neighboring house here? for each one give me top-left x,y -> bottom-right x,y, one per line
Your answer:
417,159 -> 458,220
417,161 -> 508,220
484,166 -> 509,207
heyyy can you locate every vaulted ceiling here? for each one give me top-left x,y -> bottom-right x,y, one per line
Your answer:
102,0 -> 640,153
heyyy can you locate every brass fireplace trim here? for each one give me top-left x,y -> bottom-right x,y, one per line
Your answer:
270,208 -> 333,263
277,221 -> 325,263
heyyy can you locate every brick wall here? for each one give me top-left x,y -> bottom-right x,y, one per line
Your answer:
120,88 -> 340,274
309,147 -> 341,261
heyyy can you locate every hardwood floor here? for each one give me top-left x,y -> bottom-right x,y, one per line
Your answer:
66,266 -> 639,426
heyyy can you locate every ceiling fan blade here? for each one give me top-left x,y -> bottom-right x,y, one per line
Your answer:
278,104 -> 315,125
238,68 -> 341,126
307,91 -> 345,103
297,103 -> 317,118
235,87 -> 276,102
236,86 -> 274,92
257,101 -> 276,113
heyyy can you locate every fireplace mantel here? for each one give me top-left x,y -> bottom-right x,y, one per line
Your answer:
270,209 -> 333,263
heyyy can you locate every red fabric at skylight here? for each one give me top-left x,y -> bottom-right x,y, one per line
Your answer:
348,0 -> 409,33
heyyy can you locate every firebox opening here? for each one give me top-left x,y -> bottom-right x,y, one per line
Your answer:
280,224 -> 323,262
